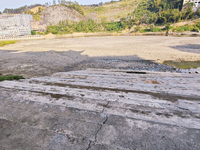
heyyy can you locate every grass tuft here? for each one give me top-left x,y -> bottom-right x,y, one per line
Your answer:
0,75 -> 25,81
0,40 -> 18,47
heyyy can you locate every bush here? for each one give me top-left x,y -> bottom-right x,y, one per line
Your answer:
36,32 -> 43,35
150,24 -> 154,32
31,30 -> 36,35
0,75 -> 24,81
152,27 -> 161,32
165,23 -> 171,31
192,27 -> 199,32
196,22 -> 200,29
134,25 -> 141,32
51,29 -> 58,34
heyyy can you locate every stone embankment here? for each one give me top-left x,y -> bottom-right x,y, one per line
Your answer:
0,69 -> 200,149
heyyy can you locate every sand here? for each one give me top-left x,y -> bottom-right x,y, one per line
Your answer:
2,36 -> 200,63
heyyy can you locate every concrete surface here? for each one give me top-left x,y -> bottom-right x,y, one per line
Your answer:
0,69 -> 200,150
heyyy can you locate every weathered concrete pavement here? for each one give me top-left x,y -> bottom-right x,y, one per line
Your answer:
0,69 -> 200,150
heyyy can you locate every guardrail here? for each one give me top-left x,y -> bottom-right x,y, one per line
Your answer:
0,35 -> 41,40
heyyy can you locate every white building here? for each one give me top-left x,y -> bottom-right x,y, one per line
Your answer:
0,14 -> 33,37
183,0 -> 200,11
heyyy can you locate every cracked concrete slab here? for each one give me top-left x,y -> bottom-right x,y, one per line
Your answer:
0,69 -> 200,149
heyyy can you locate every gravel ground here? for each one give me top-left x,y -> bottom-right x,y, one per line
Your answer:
0,49 -> 174,78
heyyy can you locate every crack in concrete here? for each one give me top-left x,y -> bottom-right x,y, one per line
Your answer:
86,141 -> 92,150
101,101 -> 110,113
86,115 -> 108,150
95,115 -> 108,142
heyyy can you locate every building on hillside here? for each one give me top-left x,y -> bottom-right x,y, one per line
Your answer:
0,14 -> 33,37
31,20 -> 47,32
183,0 -> 200,11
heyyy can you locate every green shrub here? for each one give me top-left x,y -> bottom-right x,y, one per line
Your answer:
31,30 -> 36,35
36,32 -> 44,35
0,75 -> 24,81
192,27 -> 199,32
134,25 -> 141,32
196,22 -> 200,29
152,27 -> 161,32
51,29 -> 58,34
150,24 -> 154,32
140,28 -> 150,33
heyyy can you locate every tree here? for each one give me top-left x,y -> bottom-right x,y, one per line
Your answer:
165,23 -> 171,31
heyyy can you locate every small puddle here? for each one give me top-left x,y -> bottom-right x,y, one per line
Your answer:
163,61 -> 200,73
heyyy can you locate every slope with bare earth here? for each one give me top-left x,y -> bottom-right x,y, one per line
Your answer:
40,5 -> 86,25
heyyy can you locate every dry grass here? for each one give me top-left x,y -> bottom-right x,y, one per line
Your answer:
0,40 -> 18,47
29,6 -> 46,13
84,0 -> 141,21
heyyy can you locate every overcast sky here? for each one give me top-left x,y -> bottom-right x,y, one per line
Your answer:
0,0 -> 112,12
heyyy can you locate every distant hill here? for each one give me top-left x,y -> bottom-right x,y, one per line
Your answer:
3,4 -> 42,14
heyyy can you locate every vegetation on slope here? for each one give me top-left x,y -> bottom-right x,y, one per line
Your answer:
44,18 -> 127,34
4,0 -> 200,35
84,0 -> 141,21
3,4 -> 42,14
64,3 -> 85,15
130,0 -> 200,25
0,41 -> 18,47
24,6 -> 46,21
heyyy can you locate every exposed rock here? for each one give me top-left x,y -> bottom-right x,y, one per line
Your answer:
40,5 -> 86,25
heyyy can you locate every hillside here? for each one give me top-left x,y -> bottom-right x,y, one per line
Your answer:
84,0 -> 142,22
28,6 -> 46,13
40,5 -> 86,25
3,0 -> 200,34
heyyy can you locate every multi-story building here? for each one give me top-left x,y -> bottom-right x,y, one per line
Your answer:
183,0 -> 200,11
0,14 -> 33,37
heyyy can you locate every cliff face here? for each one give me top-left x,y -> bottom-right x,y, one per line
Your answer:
40,5 -> 86,25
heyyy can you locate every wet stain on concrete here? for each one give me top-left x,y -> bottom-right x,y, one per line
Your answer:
42,82 -> 200,102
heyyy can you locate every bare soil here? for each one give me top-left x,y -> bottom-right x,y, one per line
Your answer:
0,36 -> 200,78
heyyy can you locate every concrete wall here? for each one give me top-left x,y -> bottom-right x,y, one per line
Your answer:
0,14 -> 33,37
